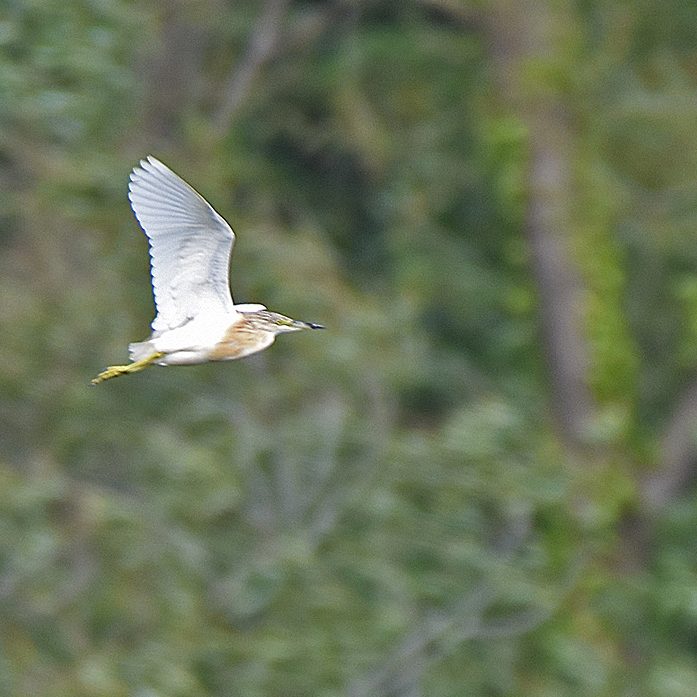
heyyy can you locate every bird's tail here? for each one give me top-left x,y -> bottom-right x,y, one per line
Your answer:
128,340 -> 156,362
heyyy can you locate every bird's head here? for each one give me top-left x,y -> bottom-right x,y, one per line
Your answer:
242,308 -> 324,334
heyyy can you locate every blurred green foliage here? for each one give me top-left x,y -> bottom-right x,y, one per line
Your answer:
2,0 -> 697,695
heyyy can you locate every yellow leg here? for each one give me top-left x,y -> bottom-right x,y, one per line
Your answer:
91,352 -> 165,385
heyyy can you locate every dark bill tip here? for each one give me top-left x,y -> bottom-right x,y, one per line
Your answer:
306,322 -> 325,329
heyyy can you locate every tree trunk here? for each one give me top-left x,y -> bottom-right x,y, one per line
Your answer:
486,0 -> 596,449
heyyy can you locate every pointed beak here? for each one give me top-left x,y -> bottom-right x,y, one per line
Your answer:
300,321 -> 324,330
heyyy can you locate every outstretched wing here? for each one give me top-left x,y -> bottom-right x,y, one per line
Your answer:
128,156 -> 237,333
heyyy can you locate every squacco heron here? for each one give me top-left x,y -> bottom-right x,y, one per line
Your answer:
92,156 -> 323,385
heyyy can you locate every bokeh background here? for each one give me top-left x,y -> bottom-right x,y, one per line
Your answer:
2,1 -> 697,695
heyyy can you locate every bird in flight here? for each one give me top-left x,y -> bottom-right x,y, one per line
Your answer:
92,156 -> 323,385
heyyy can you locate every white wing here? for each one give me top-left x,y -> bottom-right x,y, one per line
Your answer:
128,156 -> 237,333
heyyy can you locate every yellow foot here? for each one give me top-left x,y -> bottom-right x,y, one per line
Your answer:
91,364 -> 130,385
91,352 -> 164,385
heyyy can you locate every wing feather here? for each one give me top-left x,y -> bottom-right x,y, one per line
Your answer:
128,156 -> 237,332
